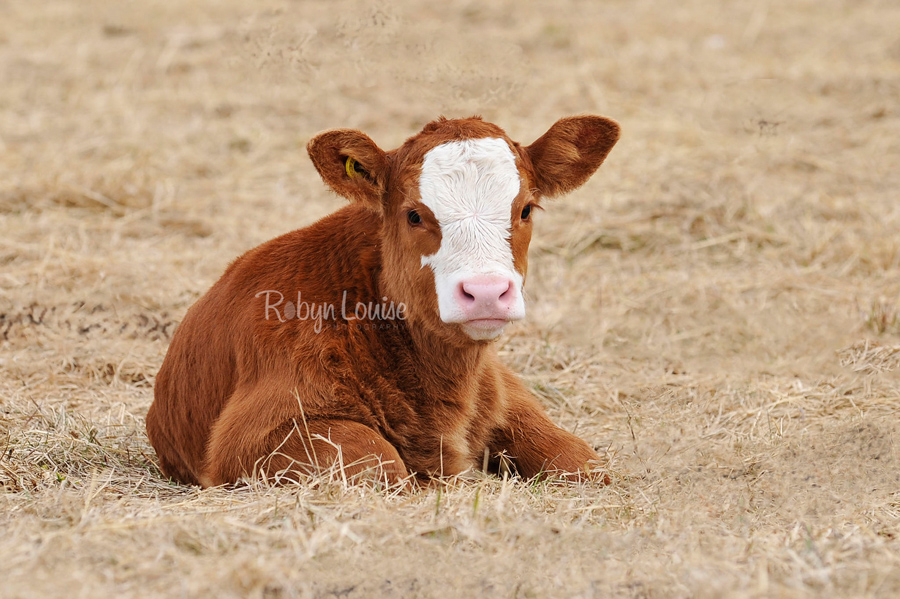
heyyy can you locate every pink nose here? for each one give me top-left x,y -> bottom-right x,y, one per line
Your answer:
455,275 -> 518,321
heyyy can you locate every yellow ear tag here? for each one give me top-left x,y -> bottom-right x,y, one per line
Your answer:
345,157 -> 358,179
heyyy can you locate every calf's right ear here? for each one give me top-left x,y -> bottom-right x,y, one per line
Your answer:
307,129 -> 388,211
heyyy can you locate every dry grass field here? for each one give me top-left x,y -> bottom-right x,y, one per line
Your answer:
2,0 -> 900,597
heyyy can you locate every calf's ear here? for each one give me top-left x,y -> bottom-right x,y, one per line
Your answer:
525,116 -> 620,198
307,129 -> 388,210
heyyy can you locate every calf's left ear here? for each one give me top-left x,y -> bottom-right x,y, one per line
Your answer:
307,129 -> 388,211
525,116 -> 620,198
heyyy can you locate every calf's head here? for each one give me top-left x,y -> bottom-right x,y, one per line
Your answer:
308,116 -> 619,343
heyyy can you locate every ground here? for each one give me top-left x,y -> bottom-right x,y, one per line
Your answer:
2,0 -> 900,597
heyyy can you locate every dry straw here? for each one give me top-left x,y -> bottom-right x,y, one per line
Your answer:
2,0 -> 899,597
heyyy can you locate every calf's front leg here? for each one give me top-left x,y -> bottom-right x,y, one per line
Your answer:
491,380 -> 608,483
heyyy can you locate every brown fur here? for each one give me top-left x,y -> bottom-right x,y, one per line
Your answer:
146,115 -> 620,487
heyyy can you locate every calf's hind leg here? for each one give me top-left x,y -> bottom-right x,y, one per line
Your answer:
202,418 -> 408,487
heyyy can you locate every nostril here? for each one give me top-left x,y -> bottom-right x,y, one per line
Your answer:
459,277 -> 517,311
457,282 -> 476,304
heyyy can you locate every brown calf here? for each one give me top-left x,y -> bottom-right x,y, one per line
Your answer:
146,115 -> 620,487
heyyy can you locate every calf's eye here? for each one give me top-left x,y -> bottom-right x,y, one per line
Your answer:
521,205 -> 532,220
407,210 -> 422,225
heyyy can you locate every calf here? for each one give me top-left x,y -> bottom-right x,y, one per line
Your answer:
146,115 -> 620,487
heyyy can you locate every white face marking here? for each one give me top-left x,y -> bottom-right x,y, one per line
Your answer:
418,137 -> 526,336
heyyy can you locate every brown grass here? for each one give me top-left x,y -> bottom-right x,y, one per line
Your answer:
2,0 -> 900,597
